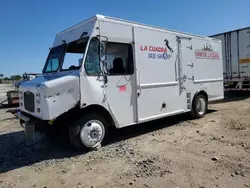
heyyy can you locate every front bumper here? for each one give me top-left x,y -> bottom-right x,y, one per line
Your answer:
17,111 -> 35,140
17,110 -> 31,122
17,110 -> 47,139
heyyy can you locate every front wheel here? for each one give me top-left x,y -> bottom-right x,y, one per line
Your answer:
69,113 -> 107,151
191,94 -> 208,118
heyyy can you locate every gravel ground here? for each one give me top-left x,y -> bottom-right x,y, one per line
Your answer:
0,91 -> 250,188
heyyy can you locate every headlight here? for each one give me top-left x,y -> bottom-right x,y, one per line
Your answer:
36,93 -> 41,104
19,91 -> 23,100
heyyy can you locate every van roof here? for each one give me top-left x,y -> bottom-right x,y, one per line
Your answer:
57,14 -> 221,42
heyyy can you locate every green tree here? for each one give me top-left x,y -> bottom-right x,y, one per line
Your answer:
10,75 -> 22,81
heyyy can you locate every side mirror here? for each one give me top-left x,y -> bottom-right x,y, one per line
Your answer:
100,41 -> 106,61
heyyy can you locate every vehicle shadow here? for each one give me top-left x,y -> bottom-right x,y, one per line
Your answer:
0,109 -> 216,174
0,130 -> 79,174
104,109 -> 216,145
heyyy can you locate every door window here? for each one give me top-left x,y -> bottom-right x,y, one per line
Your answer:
106,43 -> 134,75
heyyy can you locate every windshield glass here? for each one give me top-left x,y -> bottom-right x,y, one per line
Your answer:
61,38 -> 88,70
84,37 -> 101,75
43,44 -> 66,73
43,37 -> 89,73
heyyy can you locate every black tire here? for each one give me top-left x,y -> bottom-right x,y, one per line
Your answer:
190,94 -> 208,118
69,113 -> 107,151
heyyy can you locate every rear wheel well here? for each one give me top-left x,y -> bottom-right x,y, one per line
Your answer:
190,90 -> 208,118
80,105 -> 115,128
194,90 -> 208,102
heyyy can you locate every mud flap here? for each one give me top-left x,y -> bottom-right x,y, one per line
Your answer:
23,122 -> 35,140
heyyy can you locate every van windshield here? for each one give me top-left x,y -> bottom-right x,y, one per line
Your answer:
43,44 -> 66,73
43,37 -> 89,73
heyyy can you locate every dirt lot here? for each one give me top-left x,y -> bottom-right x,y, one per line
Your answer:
0,92 -> 250,188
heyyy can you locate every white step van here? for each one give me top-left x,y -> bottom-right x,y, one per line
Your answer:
18,15 -> 224,150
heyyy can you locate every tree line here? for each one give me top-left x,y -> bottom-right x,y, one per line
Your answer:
2,75 -> 22,81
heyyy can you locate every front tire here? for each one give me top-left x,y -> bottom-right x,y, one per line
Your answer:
69,113 -> 107,151
191,94 -> 208,118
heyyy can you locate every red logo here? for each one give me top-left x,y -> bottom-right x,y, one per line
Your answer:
195,44 -> 219,60
140,45 -> 168,53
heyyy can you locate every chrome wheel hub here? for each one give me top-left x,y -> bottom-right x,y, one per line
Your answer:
80,120 -> 105,148
197,98 -> 206,115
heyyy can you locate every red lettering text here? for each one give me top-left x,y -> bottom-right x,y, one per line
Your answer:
141,45 -> 167,53
140,45 -> 148,51
195,50 -> 219,60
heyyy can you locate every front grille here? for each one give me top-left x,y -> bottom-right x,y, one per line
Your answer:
24,91 -> 35,112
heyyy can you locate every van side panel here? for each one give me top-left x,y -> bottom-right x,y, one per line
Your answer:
134,27 -> 186,122
192,38 -> 224,101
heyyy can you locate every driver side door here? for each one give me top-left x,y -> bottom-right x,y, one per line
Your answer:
105,42 -> 137,127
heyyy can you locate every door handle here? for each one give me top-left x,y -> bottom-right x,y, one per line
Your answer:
137,69 -> 141,97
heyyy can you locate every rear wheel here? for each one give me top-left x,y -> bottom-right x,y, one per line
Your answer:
69,113 -> 107,151
191,94 -> 208,118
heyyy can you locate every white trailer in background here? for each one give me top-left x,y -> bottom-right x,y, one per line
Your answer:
17,15 -> 224,151
210,27 -> 250,91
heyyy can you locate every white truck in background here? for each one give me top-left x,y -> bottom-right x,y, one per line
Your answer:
17,15 -> 224,151
210,27 -> 250,91
15,73 -> 41,88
